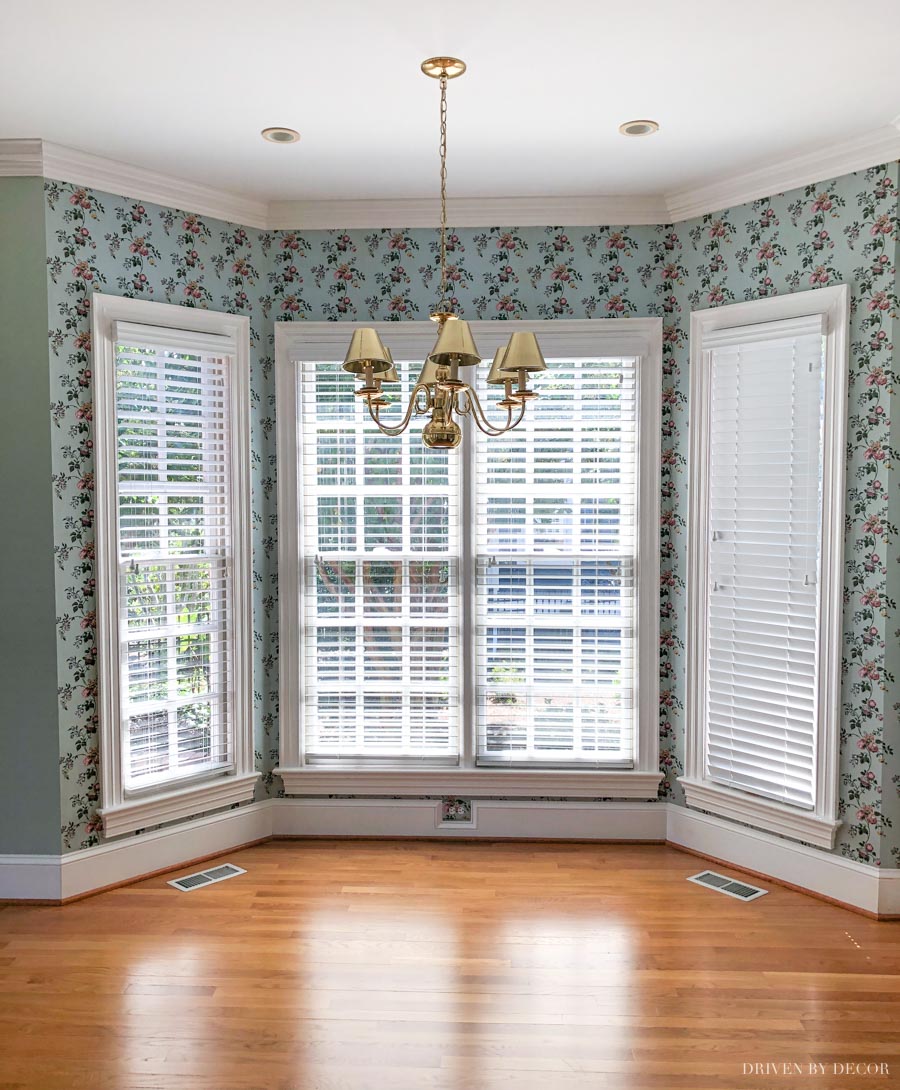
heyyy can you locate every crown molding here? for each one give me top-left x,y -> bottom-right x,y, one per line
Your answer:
0,138 -> 44,176
665,123 -> 900,222
0,138 -> 269,227
266,194 -> 670,229
2,128 -> 899,230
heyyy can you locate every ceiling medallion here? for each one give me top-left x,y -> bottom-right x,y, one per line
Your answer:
342,57 -> 547,449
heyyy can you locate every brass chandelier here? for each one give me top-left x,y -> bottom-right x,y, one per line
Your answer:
342,56 -> 547,449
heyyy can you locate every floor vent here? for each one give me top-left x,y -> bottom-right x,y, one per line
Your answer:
687,870 -> 768,901
168,863 -> 246,892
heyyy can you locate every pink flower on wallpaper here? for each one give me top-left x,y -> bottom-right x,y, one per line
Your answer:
183,281 -> 203,299
606,232 -> 627,250
864,441 -> 886,461
496,296 -> 517,313
860,589 -> 882,608
551,265 -> 571,282
865,367 -> 888,386
333,263 -> 354,282
72,261 -> 94,281
280,233 -> 300,251
69,189 -> 91,210
858,661 -> 881,682
856,805 -> 879,826
129,237 -> 150,256
388,233 -> 408,251
867,291 -> 890,311
182,215 -> 202,234
75,401 -> 93,422
757,243 -> 776,259
131,204 -> 146,221
707,287 -> 725,303
74,331 -> 91,352
811,193 -> 833,213
281,296 -> 301,313
708,221 -> 727,238
661,263 -> 680,281
388,295 -> 408,312
606,295 -> 625,313
496,233 -> 516,250
870,215 -> 894,237
809,266 -> 830,285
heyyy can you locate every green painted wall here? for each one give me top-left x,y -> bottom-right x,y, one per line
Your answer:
0,177 -> 61,853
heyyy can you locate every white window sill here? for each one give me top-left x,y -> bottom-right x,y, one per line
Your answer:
100,772 -> 260,838
274,766 -> 663,800
679,777 -> 841,850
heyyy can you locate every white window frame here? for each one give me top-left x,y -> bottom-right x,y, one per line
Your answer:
275,319 -> 663,798
682,286 -> 849,849
93,295 -> 257,837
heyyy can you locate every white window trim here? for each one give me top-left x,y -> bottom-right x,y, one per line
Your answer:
275,318 -> 663,799
92,294 -> 258,837
682,286 -> 850,849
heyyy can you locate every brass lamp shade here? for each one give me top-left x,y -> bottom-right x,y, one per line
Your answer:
416,358 -> 441,386
428,318 -> 481,368
503,331 -> 547,373
486,345 -> 514,385
380,347 -> 399,383
342,327 -> 392,375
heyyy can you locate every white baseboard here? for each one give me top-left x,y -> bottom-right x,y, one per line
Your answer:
666,805 -> 899,916
272,797 -> 668,840
0,854 -> 62,900
0,801 -> 275,901
2,797 -> 899,915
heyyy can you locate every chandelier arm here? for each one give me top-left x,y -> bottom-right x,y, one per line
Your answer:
463,385 -> 527,436
366,384 -> 432,436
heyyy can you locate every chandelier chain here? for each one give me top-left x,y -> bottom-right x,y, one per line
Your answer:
438,73 -> 448,309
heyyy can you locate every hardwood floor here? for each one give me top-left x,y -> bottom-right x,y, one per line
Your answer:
1,840 -> 899,1090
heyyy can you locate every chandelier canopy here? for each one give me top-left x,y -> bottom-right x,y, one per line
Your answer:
342,57 -> 547,448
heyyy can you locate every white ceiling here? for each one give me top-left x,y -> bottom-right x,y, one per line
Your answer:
4,0 -> 900,203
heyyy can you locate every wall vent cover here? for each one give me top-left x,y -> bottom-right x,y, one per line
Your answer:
687,870 -> 768,901
168,863 -> 246,892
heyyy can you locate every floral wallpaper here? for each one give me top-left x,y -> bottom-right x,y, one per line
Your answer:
41,163 -> 899,865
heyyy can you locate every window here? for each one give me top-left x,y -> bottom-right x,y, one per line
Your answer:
276,321 -> 662,797
475,358 -> 637,766
93,296 -> 256,837
683,287 -> 849,848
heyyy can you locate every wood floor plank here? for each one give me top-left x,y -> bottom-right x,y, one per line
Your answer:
1,840 -> 898,1089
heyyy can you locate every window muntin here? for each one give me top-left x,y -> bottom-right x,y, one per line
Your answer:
114,338 -> 234,790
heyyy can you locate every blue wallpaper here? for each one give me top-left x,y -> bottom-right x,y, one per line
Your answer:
42,165 -> 899,863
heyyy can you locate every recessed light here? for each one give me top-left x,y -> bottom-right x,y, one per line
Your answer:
619,119 -> 659,137
261,127 -> 301,144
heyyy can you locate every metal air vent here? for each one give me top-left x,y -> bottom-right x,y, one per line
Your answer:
168,862 -> 246,892
687,870 -> 768,901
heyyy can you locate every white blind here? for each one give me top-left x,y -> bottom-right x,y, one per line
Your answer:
114,325 -> 236,789
705,320 -> 825,808
300,361 -> 460,761
474,358 -> 638,765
